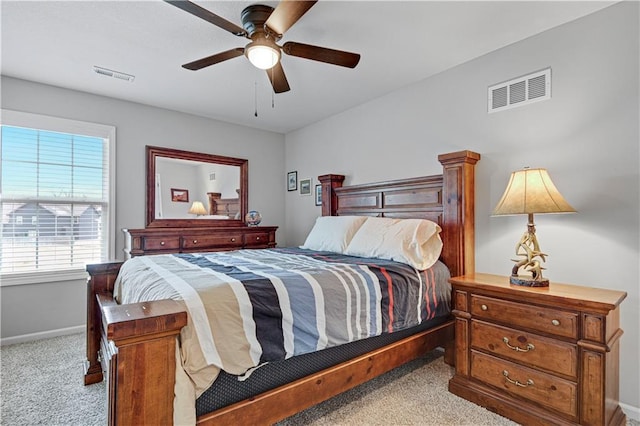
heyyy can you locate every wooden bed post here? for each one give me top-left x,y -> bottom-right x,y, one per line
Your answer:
438,150 -> 480,278
84,261 -> 124,385
318,174 -> 345,216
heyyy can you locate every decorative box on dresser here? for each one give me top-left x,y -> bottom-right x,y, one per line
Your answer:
448,273 -> 627,426
123,226 -> 278,258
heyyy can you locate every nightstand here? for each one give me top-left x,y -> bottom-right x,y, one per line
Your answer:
448,273 -> 626,426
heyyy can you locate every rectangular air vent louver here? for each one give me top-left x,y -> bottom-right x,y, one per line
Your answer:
93,66 -> 135,82
488,68 -> 550,113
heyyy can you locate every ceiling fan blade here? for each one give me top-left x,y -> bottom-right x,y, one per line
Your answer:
266,62 -> 290,93
182,48 -> 245,70
265,0 -> 318,37
283,42 -> 360,68
165,0 -> 248,37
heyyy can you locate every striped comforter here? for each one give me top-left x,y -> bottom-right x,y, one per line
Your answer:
113,248 -> 451,422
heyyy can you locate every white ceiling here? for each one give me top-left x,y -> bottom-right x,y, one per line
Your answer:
1,1 -> 614,134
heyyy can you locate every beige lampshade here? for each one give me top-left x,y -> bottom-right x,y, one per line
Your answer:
188,201 -> 208,216
493,168 -> 576,215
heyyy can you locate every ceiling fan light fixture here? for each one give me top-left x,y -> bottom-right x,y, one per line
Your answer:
246,40 -> 280,70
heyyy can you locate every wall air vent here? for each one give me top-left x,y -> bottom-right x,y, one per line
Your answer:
93,66 -> 135,82
488,68 -> 550,113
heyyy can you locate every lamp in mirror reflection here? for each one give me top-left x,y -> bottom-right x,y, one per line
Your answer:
492,167 -> 576,287
188,201 -> 208,217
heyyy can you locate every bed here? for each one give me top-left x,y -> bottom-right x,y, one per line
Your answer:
83,149 -> 480,425
207,191 -> 240,218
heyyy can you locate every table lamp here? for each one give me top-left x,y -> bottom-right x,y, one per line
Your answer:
188,201 -> 208,217
493,167 -> 576,287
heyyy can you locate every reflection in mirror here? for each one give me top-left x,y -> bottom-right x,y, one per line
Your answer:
146,146 -> 248,228
155,158 -> 240,219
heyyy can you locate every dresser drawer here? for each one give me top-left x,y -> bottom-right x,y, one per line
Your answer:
471,350 -> 578,419
244,232 -> 271,247
142,236 -> 180,251
471,320 -> 578,379
181,233 -> 243,250
470,294 -> 578,339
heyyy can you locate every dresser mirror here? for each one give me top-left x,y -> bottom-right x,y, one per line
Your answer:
146,146 -> 248,228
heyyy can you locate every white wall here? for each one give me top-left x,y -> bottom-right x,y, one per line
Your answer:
284,2 -> 639,414
156,159 -> 202,219
0,77 -> 286,339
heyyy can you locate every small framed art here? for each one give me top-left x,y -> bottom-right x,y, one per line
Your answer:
171,188 -> 189,202
300,178 -> 311,195
287,171 -> 297,191
315,184 -> 322,206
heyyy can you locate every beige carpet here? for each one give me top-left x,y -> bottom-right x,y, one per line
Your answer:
1,333 -> 635,425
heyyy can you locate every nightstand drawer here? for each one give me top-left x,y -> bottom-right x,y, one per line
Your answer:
244,232 -> 271,247
470,294 -> 578,339
471,350 -> 578,419
181,233 -> 243,250
142,236 -> 180,251
471,320 -> 578,379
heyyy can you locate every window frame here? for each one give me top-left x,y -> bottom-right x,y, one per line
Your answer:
1,109 -> 116,286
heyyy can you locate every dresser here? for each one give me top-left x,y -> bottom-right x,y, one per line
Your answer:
123,226 -> 278,258
448,273 -> 626,426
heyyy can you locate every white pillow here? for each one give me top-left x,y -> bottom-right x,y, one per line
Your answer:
300,216 -> 368,253
344,217 -> 442,270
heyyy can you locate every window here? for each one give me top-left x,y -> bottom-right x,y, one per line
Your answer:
1,110 -> 115,282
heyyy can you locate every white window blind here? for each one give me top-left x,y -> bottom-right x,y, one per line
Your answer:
1,111 -> 114,277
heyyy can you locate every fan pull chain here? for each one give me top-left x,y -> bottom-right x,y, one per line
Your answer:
271,67 -> 275,109
254,81 -> 258,117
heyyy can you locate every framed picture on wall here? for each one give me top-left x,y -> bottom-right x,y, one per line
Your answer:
171,188 -> 189,202
287,171 -> 297,191
300,178 -> 311,196
315,184 -> 322,206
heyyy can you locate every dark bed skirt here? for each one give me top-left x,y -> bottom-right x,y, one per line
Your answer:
196,315 -> 449,416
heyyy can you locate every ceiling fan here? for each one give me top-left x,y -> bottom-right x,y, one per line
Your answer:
165,0 -> 361,93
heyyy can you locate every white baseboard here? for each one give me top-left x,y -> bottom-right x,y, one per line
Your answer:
622,402 -> 640,422
0,325 -> 85,346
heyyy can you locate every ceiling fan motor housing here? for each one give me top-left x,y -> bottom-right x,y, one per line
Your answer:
241,5 -> 275,38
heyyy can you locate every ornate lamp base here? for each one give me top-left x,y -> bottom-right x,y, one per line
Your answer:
510,275 -> 549,287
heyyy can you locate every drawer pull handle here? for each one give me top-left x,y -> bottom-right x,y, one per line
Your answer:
160,241 -> 165,246
256,236 -> 260,241
503,370 -> 534,388
502,337 -> 535,352
193,240 -> 198,244
551,319 -> 560,326
231,238 -> 236,242
481,304 -> 488,311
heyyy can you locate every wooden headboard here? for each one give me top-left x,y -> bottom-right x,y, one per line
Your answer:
319,150 -> 480,278
207,192 -> 240,218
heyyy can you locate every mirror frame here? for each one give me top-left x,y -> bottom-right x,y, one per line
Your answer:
146,145 -> 248,228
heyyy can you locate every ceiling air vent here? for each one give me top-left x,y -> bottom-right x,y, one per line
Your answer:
488,68 -> 550,113
93,66 -> 135,82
